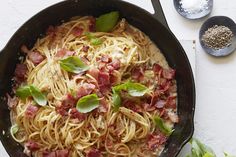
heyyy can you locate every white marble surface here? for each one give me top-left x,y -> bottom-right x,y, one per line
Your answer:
0,0 -> 236,156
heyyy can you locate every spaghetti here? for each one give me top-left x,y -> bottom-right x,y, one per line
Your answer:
8,14 -> 178,157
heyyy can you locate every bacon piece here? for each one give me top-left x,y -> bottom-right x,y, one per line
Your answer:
28,51 -> 45,65
153,63 -> 163,75
147,132 -> 167,150
109,59 -> 121,70
87,68 -> 99,80
46,25 -> 56,36
82,46 -> 89,52
131,67 -> 144,81
166,96 -> 177,109
155,100 -> 166,109
77,83 -> 96,98
70,108 -> 86,120
168,112 -> 179,123
73,27 -> 83,37
143,103 -> 156,112
55,49 -> 74,58
55,149 -> 70,157
56,94 -> 76,116
86,148 -> 101,157
25,105 -> 39,118
43,151 -> 56,157
14,64 -> 28,82
98,71 -> 110,94
162,68 -> 176,80
25,140 -> 40,151
88,17 -> 96,32
101,55 -> 112,63
6,94 -> 18,109
98,98 -> 108,113
159,80 -> 171,93
123,100 -> 142,113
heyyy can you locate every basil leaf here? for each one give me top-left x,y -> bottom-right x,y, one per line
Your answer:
187,138 -> 216,157
153,116 -> 173,136
126,82 -> 149,97
29,85 -> 47,106
10,124 -> 19,135
113,81 -> 149,97
112,81 -> 148,110
85,32 -> 103,46
16,86 -> 31,99
76,94 -> 99,113
60,56 -> 89,73
91,38 -> 102,45
224,152 -> 236,157
96,11 -> 119,32
112,90 -> 121,111
203,152 -> 215,157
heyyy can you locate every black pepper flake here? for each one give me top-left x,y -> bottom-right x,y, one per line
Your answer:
202,25 -> 234,50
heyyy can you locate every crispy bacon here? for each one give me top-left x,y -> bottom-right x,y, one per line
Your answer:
87,68 -> 99,80
14,64 -> 28,82
70,108 -> 86,120
73,27 -> 84,37
155,100 -> 166,109
25,105 -> 39,118
98,71 -> 110,94
162,68 -> 176,80
25,140 -> 40,151
166,96 -> 177,109
101,55 -> 112,63
55,149 -> 70,157
43,149 -> 69,157
43,151 -> 56,157
153,63 -> 163,75
98,98 -> 108,113
28,51 -> 45,65
123,100 -> 142,113
147,132 -> 167,150
77,83 -> 96,98
143,103 -> 156,112
109,59 -> 121,70
6,94 -> 18,109
86,148 -> 101,157
168,112 -> 179,123
88,17 -> 96,32
82,46 -> 89,52
55,49 -> 74,58
131,67 -> 144,81
46,25 -> 56,36
56,94 -> 76,116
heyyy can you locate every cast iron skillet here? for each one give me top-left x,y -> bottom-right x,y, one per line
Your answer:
0,0 -> 195,156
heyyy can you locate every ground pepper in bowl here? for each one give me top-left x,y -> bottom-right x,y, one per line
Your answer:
201,25 -> 234,49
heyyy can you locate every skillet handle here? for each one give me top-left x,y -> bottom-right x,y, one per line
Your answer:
151,0 -> 170,31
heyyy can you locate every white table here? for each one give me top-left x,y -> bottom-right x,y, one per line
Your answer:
0,0 -> 236,156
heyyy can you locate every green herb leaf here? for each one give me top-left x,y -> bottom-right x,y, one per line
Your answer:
29,85 -> 47,106
91,38 -> 102,45
10,124 -> 19,135
85,32 -> 103,46
112,89 -> 121,111
224,152 -> 236,157
113,81 -> 149,97
126,82 -> 149,97
186,138 -> 216,157
112,81 -> 149,110
60,56 -> 89,73
96,11 -> 119,32
153,116 -> 173,136
16,86 -> 31,100
76,94 -> 99,113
